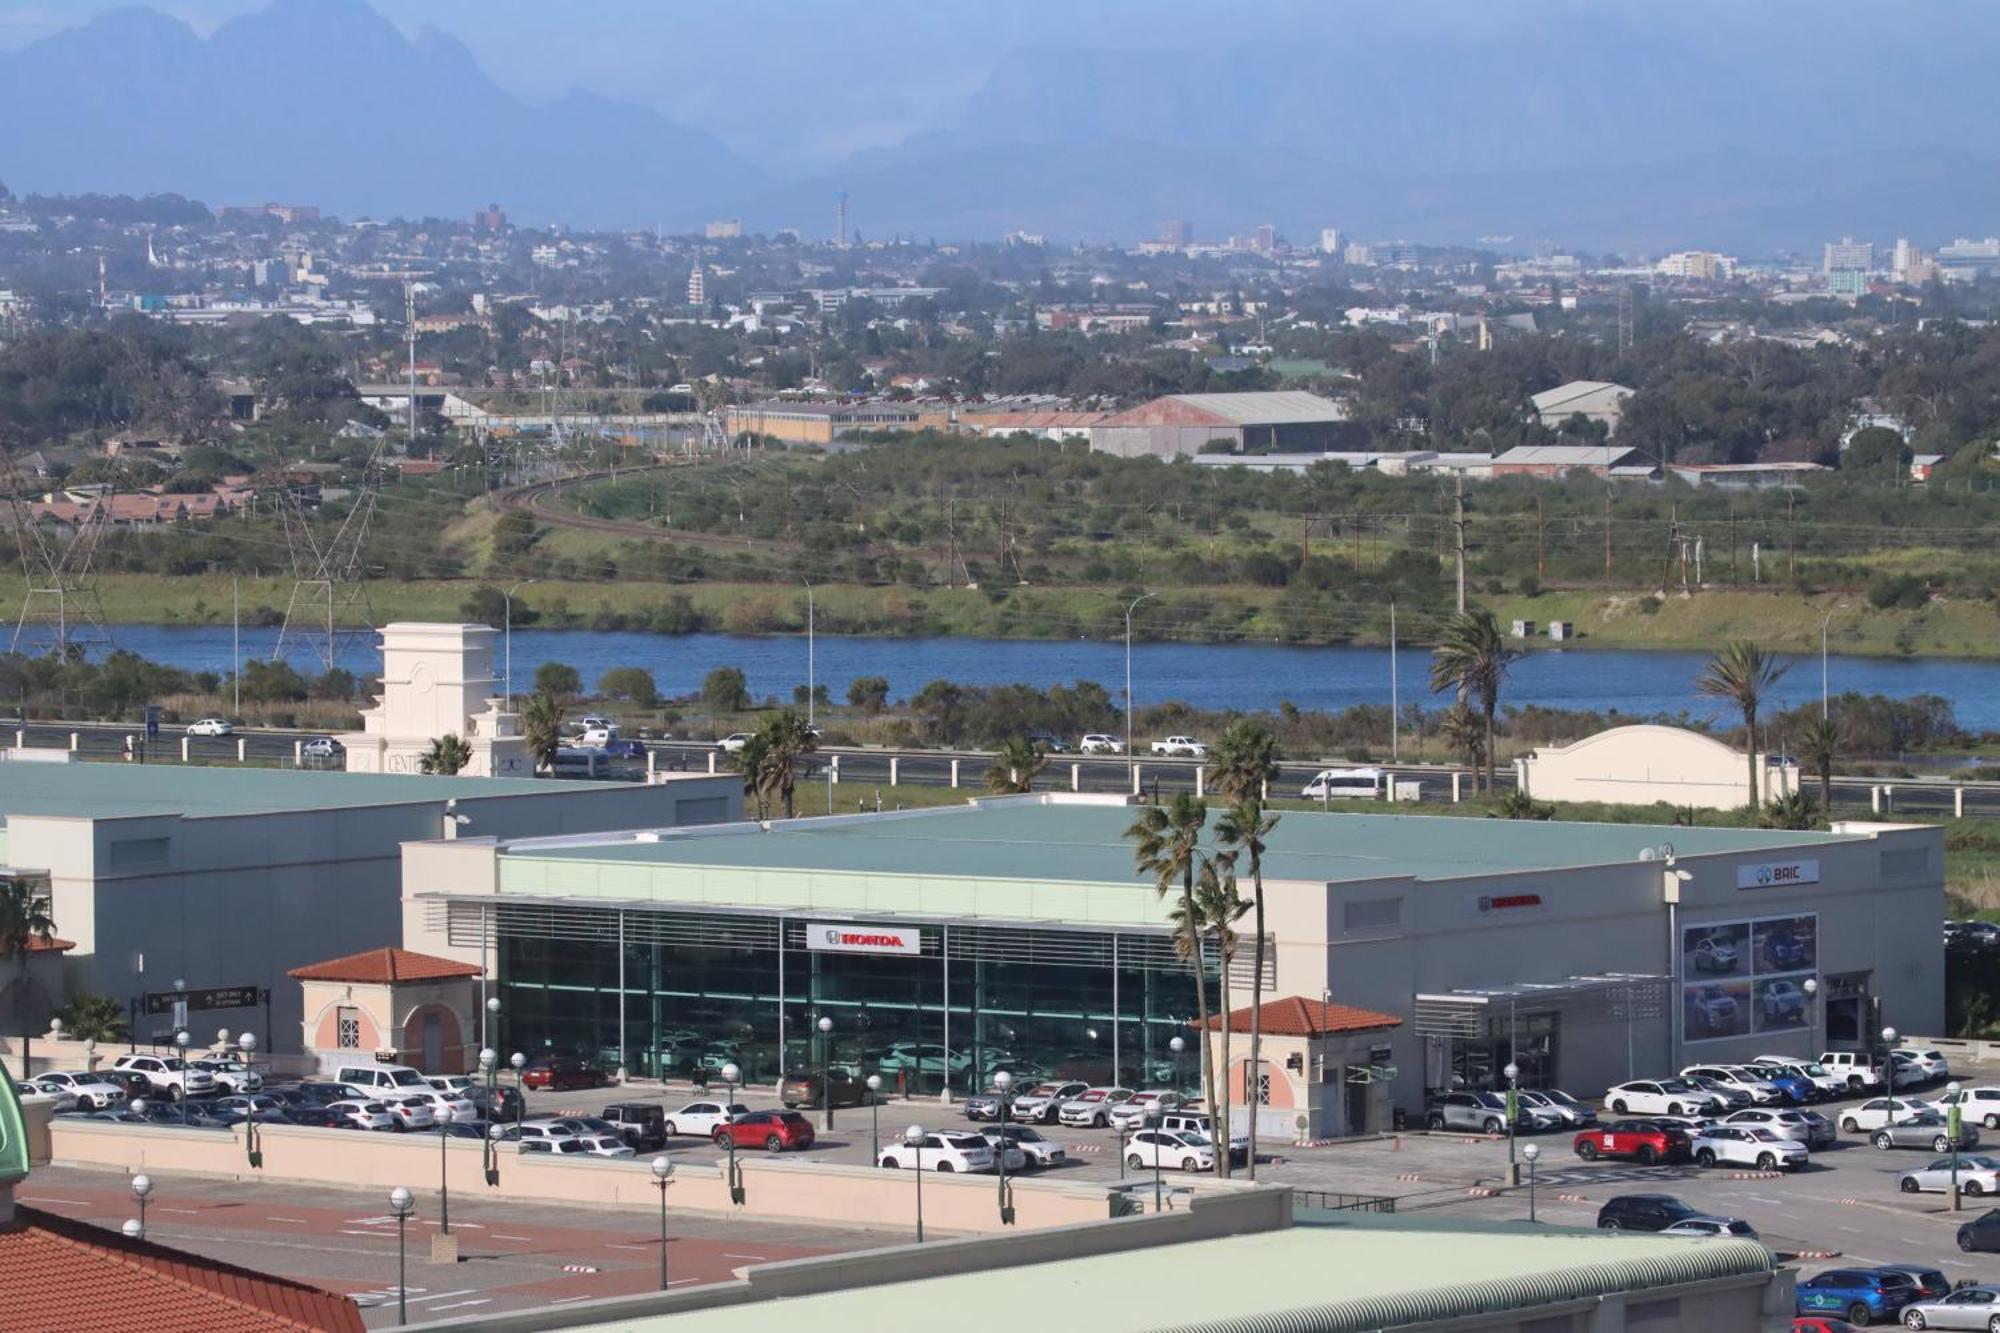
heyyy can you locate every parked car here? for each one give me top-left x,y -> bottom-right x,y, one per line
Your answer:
716,733 -> 752,753
876,1130 -> 993,1172
94,1069 -> 152,1104
1870,1111 -> 1979,1153
1894,1283 -> 2000,1329
33,1071 -> 126,1111
713,1110 -> 816,1154
1682,1065 -> 1785,1106
779,1069 -> 873,1111
1756,1057 -> 1849,1101
1682,1075 -> 1754,1111
1794,1268 -> 1919,1325
1744,1064 -> 1816,1105
111,1053 -> 216,1101
552,1134 -> 636,1159
301,736 -> 344,759
190,1058 -> 263,1095
1107,1090 -> 1185,1131
1573,1120 -> 1691,1165
1024,730 -> 1070,754
1895,1048 -> 1954,1082
1010,1081 -> 1089,1124
1886,1055 -> 1932,1090
1820,1052 -> 1887,1091
185,717 -> 235,737
978,1125 -> 1066,1168
426,1075 -> 476,1095
1149,736 -> 1207,758
26,1079 -> 78,1111
324,1099 -> 398,1132
1057,1086 -> 1136,1128
1126,1128 -> 1216,1173
662,1101 -> 748,1138
596,1103 -> 668,1152
518,1056 -> 611,1091
1877,1266 -> 1951,1305
211,1093 -> 287,1121
1519,1089 -> 1596,1128
293,1080 -> 359,1106
1690,1125 -> 1809,1171
467,1083 -> 523,1122
1076,734 -> 1123,755
1150,1110 -> 1249,1163
1839,1098 -> 1934,1134
405,1088 -> 477,1124
1932,1086 -> 2000,1130
1596,1194 -> 1705,1232
1604,1080 -> 1724,1118
1691,934 -> 1740,973
1791,1319 -> 1862,1333
1901,1155 -> 2000,1196
1427,1090 -> 1553,1134
1724,1107 -> 1835,1149
1659,1216 -> 1761,1240
380,1094 -> 437,1132
1962,1209 -> 2000,1254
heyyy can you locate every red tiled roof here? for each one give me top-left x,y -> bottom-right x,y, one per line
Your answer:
0,936 -> 75,958
0,1205 -> 365,1332
1200,996 -> 1403,1037
287,947 -> 480,985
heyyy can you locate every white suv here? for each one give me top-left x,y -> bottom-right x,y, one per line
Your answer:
1077,735 -> 1123,755
1058,1086 -> 1136,1128
876,1131 -> 994,1173
1107,1090 -> 1183,1131
1894,1047 -> 1952,1082
1818,1051 -> 1885,1091
1150,736 -> 1207,758
1604,1079 -> 1723,1118
1680,1065 -> 1783,1106
1011,1081 -> 1089,1124
191,1058 -> 263,1094
112,1054 -> 216,1101
34,1071 -> 127,1111
1690,1125 -> 1807,1172
1932,1085 -> 2000,1129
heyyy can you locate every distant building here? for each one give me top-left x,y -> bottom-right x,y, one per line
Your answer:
1827,267 -> 1869,297
1911,454 -> 1946,483
1664,461 -> 1828,490
1655,251 -> 1734,281
1491,443 -> 1645,478
218,202 -> 320,225
1822,236 -> 1873,273
687,267 -> 706,307
724,401 -> 920,445
1529,380 -> 1635,434
1091,391 -> 1359,459
1319,227 -> 1342,255
705,218 -> 742,239
1253,224 -> 1277,255
1159,219 -> 1189,248
472,202 -> 506,232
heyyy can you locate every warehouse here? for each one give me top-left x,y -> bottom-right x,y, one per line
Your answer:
398,794 -> 1940,1139
1089,391 -> 1362,458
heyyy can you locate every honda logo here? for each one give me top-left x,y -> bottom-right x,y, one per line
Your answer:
806,922 -> 921,955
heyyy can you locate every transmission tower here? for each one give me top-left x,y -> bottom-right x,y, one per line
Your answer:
273,443 -> 385,670
2,449 -> 114,659
1616,282 -> 1634,356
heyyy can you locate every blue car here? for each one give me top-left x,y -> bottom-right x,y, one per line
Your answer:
1795,1267 -> 1919,1325
1763,930 -> 1809,970
1748,1064 -> 1813,1105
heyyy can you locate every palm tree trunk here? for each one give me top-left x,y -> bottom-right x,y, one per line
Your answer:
1745,709 -> 1759,809
1183,867 -> 1217,1168
1819,763 -> 1831,816
1246,849 -> 1266,1181
1214,939 -> 1233,1180
1483,703 -> 1497,796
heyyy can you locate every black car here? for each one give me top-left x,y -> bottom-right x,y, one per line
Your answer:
599,1102 -> 668,1152
294,1080 -> 357,1104
97,1069 -> 153,1104
1596,1194 -> 1704,1232
469,1083 -> 523,1122
1960,1208 -> 2000,1252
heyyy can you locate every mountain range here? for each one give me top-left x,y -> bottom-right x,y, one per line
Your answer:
5,0 -> 2000,251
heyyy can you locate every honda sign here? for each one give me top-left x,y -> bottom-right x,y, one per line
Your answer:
807,922 -> 922,956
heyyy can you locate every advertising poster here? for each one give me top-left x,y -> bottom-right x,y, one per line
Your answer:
1682,913 -> 1817,1043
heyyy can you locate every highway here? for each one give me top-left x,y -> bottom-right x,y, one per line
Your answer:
11,718 -> 1996,819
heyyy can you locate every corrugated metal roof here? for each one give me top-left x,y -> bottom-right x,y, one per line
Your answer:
1493,444 -> 1638,467
1163,391 -> 1350,425
1530,380 -> 1633,411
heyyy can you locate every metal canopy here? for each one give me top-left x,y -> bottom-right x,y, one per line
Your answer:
1414,973 -> 1669,1039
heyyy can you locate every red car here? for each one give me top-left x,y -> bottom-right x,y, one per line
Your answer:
1793,1319 -> 1860,1332
518,1057 -> 612,1092
713,1110 -> 816,1153
1573,1119 -> 1691,1165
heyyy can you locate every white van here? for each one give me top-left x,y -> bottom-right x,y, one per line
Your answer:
335,1063 -> 429,1094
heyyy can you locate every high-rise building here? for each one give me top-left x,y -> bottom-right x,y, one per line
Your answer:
1253,224 -> 1276,254
687,267 -> 706,307
472,203 -> 506,232
1159,219 -> 1189,248
1827,267 -> 1869,297
1655,251 -> 1734,281
1823,236 -> 1873,273
704,219 -> 742,240
1319,227 -> 1342,255
834,192 -> 849,248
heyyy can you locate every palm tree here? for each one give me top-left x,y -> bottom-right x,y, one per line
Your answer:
1205,720 -> 1279,805
1214,799 -> 1278,1180
418,733 -> 473,776
53,992 -> 126,1044
1696,641 -> 1790,808
521,690 -> 566,773
1439,702 -> 1487,784
730,731 -> 774,819
1798,715 -> 1842,817
1185,856 -> 1246,1178
1428,610 -> 1519,794
985,735 -> 1048,794
0,875 -> 54,1067
753,710 -> 818,819
1128,795 -> 1219,1137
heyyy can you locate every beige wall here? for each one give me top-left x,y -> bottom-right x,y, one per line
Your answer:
1518,724 -> 1797,810
297,976 -> 477,1074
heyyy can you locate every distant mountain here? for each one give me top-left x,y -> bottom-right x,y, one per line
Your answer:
0,0 -> 766,226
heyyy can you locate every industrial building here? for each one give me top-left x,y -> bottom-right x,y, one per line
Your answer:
724,401 -> 921,445
1089,391 -> 1361,459
1528,380 -> 1635,434
399,794 -> 1939,1140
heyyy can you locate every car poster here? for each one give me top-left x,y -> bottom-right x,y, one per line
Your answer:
1681,913 -> 1817,1043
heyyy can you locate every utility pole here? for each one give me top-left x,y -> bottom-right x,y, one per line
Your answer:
1453,474 -> 1467,614
1604,488 -> 1612,578
1536,496 -> 1545,583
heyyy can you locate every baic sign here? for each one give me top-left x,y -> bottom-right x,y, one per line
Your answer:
1735,858 -> 1821,891
806,923 -> 922,956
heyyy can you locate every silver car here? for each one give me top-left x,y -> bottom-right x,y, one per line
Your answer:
1899,1154 -> 2000,1197
1872,1111 -> 1980,1153
1895,1282 -> 2000,1329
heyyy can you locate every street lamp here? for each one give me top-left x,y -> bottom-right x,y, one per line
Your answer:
174,1030 -> 191,1127
389,1186 -> 414,1326
903,1124 -> 927,1242
502,580 -> 535,705
121,1218 -> 143,1241
510,1051 -> 526,1137
478,1048 -> 499,1185
992,1070 -> 1015,1225
436,1100 -> 452,1235
650,1157 -> 675,1289
1803,978 -> 1820,1058
1881,1026 -> 1899,1114
1523,1142 -> 1541,1223
721,1062 -> 744,1204
1169,1036 -> 1187,1101
865,1074 -> 883,1160
131,1173 -> 152,1236
1503,1060 -> 1521,1186
484,995 -> 500,1052
1948,1080 -> 1964,1211
239,1032 -> 261,1168
817,1016 -> 835,1130
1123,592 -> 1154,778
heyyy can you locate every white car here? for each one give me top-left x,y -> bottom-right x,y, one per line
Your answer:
1107,1090 -> 1184,1131
978,1125 -> 1066,1167
1057,1086 -> 1136,1128
1604,1080 -> 1724,1118
715,733 -> 752,753
1753,1056 -> 1847,1100
505,1118 -> 584,1144
33,1071 -> 126,1111
1894,1047 -> 1953,1082
380,1095 -> 436,1131
1932,1086 -> 2000,1129
1817,1051 -> 1885,1091
112,1053 -> 216,1101
1886,1055 -> 1931,1089
1077,734 -> 1123,755
1125,1128 -> 1216,1172
552,1134 -> 635,1158
426,1075 -> 476,1095
26,1078 -> 78,1111
1520,1089 -> 1596,1128
1010,1081 -> 1089,1124
185,717 -> 235,737
190,1058 -> 263,1094
661,1101 -> 748,1138
1659,1216 -> 1761,1241
301,736 -> 343,759
877,1130 -> 995,1173
1722,1107 -> 1834,1149
326,1099 -> 397,1131
405,1088 -> 478,1124
1899,1153 -> 2000,1197
1149,736 -> 1207,758
1836,1096 -> 1932,1133
1689,1125 -> 1808,1172
1681,1065 -> 1783,1106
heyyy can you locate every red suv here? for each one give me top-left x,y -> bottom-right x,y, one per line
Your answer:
518,1057 -> 612,1092
713,1110 -> 816,1153
1573,1119 -> 1691,1165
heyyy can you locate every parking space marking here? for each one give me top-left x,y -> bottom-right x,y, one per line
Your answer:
493,1233 -> 534,1241
409,1290 -> 477,1304
18,1197 -> 88,1206
265,1216 -> 310,1224
429,1300 -> 492,1312
723,1253 -> 765,1260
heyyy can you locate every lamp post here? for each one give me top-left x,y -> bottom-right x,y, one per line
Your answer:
478,1048 -> 499,1185
484,995 -> 500,1053
1123,592 -> 1154,774
1169,1035 -> 1186,1101
174,1029 -> 191,1127
802,578 -> 816,729
502,580 -> 535,706
865,1074 -> 882,1160
1523,1142 -> 1541,1223
721,1061 -> 744,1204
817,1015 -> 835,1130
389,1186 -> 414,1326
1803,978 -> 1820,1059
1881,1025 -> 1898,1118
1948,1080 -> 1964,1211
903,1124 -> 927,1242
239,1032 -> 261,1168
1503,1060 -> 1521,1187
650,1157 -> 675,1289
1147,1110 -> 1164,1212
992,1070 -> 1015,1225
436,1105 -> 452,1235
131,1173 -> 152,1237
510,1052 -> 526,1137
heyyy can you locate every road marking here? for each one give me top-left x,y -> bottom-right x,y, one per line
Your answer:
428,1300 -> 492,1312
18,1197 -> 89,1206
409,1290 -> 477,1304
339,1228 -> 389,1237
265,1216 -> 309,1224
722,1253 -> 765,1260
606,1242 -> 655,1251
550,1296 -> 594,1305
493,1233 -> 534,1241
157,1207 -> 199,1214
669,1278 -> 703,1287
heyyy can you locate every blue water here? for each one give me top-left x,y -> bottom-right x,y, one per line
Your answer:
88,624 -> 2000,732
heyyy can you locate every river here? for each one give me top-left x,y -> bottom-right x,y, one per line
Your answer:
80,624 -> 2000,732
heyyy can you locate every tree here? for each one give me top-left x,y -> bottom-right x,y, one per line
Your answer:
702,666 -> 751,714
597,667 -> 658,707
418,733 -> 473,775
1127,795 -> 1218,1152
1439,701 -> 1487,782
1797,715 -> 1843,816
533,662 -> 582,699
1759,789 -> 1820,830
792,683 -> 830,708
847,676 -> 890,714
1177,856 -> 1246,1179
751,710 -> 818,819
985,736 -> 1048,793
521,690 -> 565,772
1205,719 -> 1279,805
1696,640 -> 1789,808
1844,426 -> 1910,476
1428,610 -> 1518,794
53,992 -> 126,1043
0,875 -> 54,1058
1213,799 -> 1278,1179
729,731 -> 774,819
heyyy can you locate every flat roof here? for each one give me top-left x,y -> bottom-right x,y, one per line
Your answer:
567,1215 -> 1773,1333
0,761 -> 561,821
507,799 -> 1857,887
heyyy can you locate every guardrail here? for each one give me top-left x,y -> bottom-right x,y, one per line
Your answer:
1292,1188 -> 1397,1213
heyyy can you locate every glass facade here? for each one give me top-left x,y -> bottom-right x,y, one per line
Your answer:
494,910 -> 1214,1097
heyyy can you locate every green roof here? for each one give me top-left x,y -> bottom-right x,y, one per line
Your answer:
557,1215 -> 1775,1333
0,760 -> 559,821
509,799 -> 1857,887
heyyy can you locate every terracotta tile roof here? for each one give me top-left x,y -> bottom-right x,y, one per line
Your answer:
0,936 -> 75,957
0,1204 -> 365,1332
287,947 -> 480,985
1200,996 -> 1404,1038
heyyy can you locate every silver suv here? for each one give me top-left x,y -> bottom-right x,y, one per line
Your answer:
1010,1080 -> 1088,1124
112,1053 -> 216,1101
1427,1091 -> 1554,1134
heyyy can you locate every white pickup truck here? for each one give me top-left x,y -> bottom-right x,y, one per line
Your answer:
1149,736 -> 1207,758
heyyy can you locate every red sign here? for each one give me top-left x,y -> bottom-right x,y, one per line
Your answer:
807,922 -> 922,955
1478,893 -> 1544,913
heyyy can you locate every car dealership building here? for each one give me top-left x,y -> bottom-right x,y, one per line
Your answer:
399,794 -> 1942,1138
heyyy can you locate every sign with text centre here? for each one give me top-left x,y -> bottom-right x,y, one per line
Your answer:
808,923 -> 922,955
